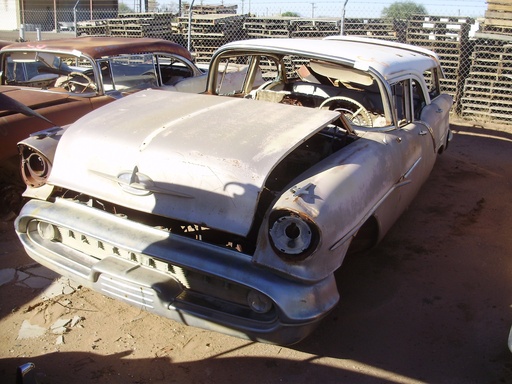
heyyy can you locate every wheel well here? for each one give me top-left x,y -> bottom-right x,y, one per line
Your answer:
347,216 -> 380,254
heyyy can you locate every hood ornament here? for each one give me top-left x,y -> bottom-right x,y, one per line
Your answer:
90,166 -> 194,198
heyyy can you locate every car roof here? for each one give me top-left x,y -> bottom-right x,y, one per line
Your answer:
0,36 -> 193,61
0,40 -> 12,49
216,37 -> 442,80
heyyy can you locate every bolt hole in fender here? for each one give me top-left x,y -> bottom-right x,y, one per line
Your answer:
319,96 -> 373,127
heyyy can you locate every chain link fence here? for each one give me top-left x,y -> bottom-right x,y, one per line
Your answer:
11,2 -> 512,126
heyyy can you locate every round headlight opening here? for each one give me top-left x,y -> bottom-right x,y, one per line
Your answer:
28,153 -> 48,177
268,211 -> 319,261
20,147 -> 52,188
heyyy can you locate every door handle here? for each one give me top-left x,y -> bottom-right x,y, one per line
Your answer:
419,130 -> 428,136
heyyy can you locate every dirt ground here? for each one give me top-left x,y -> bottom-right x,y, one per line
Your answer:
0,117 -> 511,384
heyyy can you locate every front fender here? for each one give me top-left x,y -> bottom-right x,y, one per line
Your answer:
18,126 -> 66,198
18,126 -> 67,165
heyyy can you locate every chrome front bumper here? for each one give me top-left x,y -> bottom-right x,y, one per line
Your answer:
15,198 -> 339,345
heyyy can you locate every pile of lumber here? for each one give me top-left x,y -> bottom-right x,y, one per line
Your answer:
343,18 -> 399,40
481,0 -> 512,36
290,18 -> 340,38
108,13 -> 173,39
178,14 -> 245,63
460,0 -> 512,124
406,15 -> 475,109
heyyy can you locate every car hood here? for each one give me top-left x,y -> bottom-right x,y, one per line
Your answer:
49,89 -> 340,236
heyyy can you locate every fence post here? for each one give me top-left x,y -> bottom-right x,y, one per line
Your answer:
340,0 -> 348,35
74,0 -> 80,38
187,0 -> 196,52
19,24 -> 25,41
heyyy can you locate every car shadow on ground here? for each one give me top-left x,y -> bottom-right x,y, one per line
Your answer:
1,350 -> 422,383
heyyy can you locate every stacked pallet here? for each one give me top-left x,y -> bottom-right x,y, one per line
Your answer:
184,4 -> 237,15
108,12 -> 173,39
76,19 -> 108,36
178,14 -> 245,63
461,36 -> 512,124
406,15 -> 474,111
243,17 -> 296,38
481,0 -> 512,36
460,0 -> 512,125
290,18 -> 340,38
343,18 -> 398,40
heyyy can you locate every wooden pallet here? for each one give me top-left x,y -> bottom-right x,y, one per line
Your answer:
107,15 -> 172,39
178,14 -> 245,62
76,20 -> 108,37
343,18 -> 398,41
183,4 -> 237,15
482,0 -> 512,37
405,15 -> 475,112
243,17 -> 297,38
290,18 -> 340,38
461,36 -> 512,124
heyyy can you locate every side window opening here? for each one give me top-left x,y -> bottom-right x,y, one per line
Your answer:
423,68 -> 441,100
412,79 -> 427,120
157,55 -> 194,85
215,55 -> 250,95
393,78 -> 428,125
392,80 -> 409,125
107,54 -> 158,93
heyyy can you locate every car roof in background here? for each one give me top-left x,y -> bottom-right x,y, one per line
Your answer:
0,36 -> 192,61
0,40 -> 12,49
217,37 -> 442,80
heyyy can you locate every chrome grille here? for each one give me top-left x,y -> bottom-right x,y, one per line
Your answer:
29,219 -> 256,309
99,274 -> 156,309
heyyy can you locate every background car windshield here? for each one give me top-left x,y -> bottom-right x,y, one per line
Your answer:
4,52 -> 91,89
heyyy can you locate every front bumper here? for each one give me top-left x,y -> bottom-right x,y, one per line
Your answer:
15,198 -> 339,345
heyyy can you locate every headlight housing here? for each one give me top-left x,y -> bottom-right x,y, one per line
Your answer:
268,210 -> 319,261
19,145 -> 52,188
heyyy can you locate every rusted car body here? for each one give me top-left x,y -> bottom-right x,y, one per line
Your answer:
15,37 -> 452,344
0,36 -> 206,218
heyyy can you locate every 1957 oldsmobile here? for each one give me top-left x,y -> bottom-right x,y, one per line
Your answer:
14,37 -> 452,345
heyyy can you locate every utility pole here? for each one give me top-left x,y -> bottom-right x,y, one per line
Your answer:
311,3 -> 316,18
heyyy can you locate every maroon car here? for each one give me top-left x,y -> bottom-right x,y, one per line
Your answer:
0,36 -> 206,219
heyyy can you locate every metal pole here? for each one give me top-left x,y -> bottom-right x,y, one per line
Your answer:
340,0 -> 348,36
54,0 -> 58,32
73,0 -> 79,37
187,0 -> 196,52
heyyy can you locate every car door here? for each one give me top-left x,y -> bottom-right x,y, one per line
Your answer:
419,93 -> 452,153
370,77 -> 436,238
